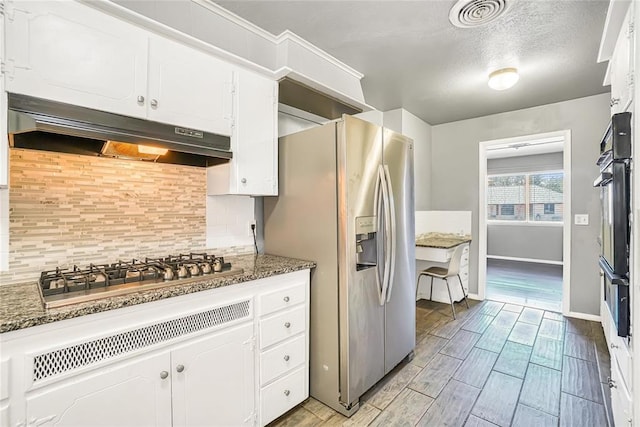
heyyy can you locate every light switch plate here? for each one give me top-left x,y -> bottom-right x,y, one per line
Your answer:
574,214 -> 589,225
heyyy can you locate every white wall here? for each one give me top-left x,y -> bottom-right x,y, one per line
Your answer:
206,195 -> 255,249
384,109 -> 432,210
431,93 -> 610,316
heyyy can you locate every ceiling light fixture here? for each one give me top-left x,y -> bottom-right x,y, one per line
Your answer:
488,67 -> 519,90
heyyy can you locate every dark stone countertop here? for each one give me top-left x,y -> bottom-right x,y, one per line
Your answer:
416,232 -> 472,249
0,254 -> 315,334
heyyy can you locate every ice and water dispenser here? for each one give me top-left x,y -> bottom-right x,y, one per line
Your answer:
355,216 -> 377,271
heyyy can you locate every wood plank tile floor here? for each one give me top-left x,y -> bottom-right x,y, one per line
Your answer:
269,300 -> 611,427
486,259 -> 563,312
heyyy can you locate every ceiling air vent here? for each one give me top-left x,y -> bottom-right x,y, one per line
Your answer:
449,0 -> 512,28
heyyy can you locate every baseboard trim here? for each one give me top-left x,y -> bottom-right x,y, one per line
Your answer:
566,311 -> 601,322
487,255 -> 564,266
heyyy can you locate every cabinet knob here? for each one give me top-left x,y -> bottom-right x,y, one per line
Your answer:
284,355 -> 290,362
283,296 -> 290,303
241,178 -> 247,184
151,99 -> 159,108
137,95 -> 145,104
284,322 -> 291,328
284,389 -> 290,396
611,343 -> 619,349
610,97 -> 621,107
607,377 -> 616,388
176,364 -> 185,373
160,371 -> 169,380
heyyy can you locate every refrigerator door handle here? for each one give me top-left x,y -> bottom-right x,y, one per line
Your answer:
374,165 -> 386,305
380,165 -> 392,306
383,165 -> 397,303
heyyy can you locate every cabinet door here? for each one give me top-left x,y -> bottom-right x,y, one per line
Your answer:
231,69 -> 278,195
147,35 -> 234,136
611,357 -> 633,427
4,0 -> 148,118
0,11 -> 7,189
610,4 -> 633,113
26,352 -> 172,427
171,323 -> 255,427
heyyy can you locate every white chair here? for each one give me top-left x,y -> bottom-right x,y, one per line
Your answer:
416,243 -> 469,319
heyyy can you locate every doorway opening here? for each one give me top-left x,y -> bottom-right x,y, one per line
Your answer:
478,131 -> 571,315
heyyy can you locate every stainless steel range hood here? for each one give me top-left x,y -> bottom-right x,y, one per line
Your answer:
8,94 -> 232,167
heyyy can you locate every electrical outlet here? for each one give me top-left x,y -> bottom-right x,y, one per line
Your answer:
574,214 -> 589,225
248,220 -> 256,236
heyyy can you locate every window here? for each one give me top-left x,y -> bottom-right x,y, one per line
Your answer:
487,175 -> 526,220
488,171 -> 563,223
500,204 -> 514,215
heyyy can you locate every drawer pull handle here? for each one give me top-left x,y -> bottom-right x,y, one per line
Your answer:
284,322 -> 291,328
611,343 -> 619,349
284,296 -> 290,302
284,355 -> 290,362
137,95 -> 145,104
176,364 -> 185,373
284,389 -> 290,396
160,371 -> 169,380
608,377 -> 616,389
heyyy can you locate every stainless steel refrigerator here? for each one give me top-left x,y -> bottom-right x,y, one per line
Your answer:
264,115 -> 415,416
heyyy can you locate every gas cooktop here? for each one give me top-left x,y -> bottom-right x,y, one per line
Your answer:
39,253 -> 243,308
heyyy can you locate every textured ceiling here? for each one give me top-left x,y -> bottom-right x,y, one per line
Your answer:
215,0 -> 611,125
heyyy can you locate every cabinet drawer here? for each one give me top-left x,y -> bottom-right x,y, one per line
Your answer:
260,334 -> 305,385
260,283 -> 306,316
461,253 -> 469,267
459,270 -> 469,284
261,367 -> 307,426
260,306 -> 306,349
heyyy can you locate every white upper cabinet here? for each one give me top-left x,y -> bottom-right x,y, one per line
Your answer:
208,69 -> 278,196
147,35 -> 234,136
609,3 -> 634,114
4,0 -> 234,136
4,0 -> 149,119
1,11 -> 7,189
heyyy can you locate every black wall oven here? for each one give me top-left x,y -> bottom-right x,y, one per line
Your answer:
594,112 -> 631,337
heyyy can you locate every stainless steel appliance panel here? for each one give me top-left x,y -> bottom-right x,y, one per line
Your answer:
337,116 -> 385,407
381,128 -> 416,373
264,116 -> 415,416
263,123 -> 342,410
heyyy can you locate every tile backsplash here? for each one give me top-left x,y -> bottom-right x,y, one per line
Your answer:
0,148 -> 253,285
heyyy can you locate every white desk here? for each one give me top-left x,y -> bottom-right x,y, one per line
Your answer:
415,234 -> 470,303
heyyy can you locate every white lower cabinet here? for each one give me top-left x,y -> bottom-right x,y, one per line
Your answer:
601,301 -> 634,427
257,279 -> 310,426
1,270 -> 310,427
611,355 -> 633,427
171,323 -> 255,427
26,352 -> 173,427
24,322 -> 255,427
